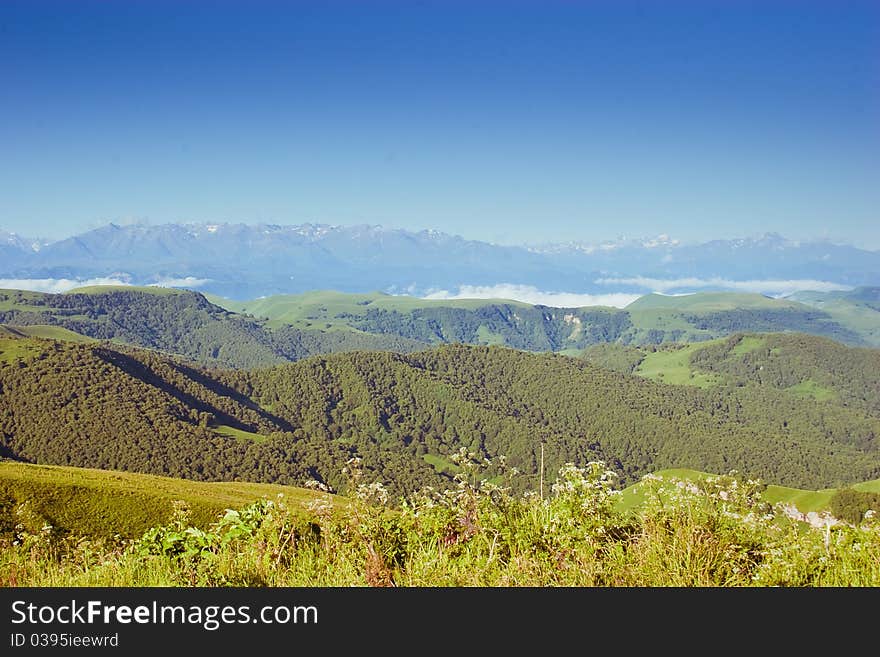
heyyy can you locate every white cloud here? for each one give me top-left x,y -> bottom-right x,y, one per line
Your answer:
422,284 -> 641,308
0,277 -> 132,294
0,275 -> 210,294
148,276 -> 210,289
595,276 -> 852,297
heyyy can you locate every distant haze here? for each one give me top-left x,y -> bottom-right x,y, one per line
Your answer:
1,222 -> 877,302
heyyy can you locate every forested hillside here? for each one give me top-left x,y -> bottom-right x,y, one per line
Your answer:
0,288 -> 426,368
220,289 -> 880,348
2,332 -> 878,495
689,333 -> 880,414
1,287 -> 878,375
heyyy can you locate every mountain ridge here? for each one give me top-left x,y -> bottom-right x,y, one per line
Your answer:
2,222 -> 877,300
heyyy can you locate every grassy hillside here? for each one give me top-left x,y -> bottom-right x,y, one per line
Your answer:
1,287 -> 876,371
587,332 -> 880,415
626,292 -> 798,312
616,467 -> 880,515
219,289 -> 876,349
626,293 -> 865,345
634,342 -> 722,387
787,287 -> 880,346
217,290 -> 530,330
1,324 -> 96,342
0,461 -> 326,538
4,460 -> 879,587
68,284 -> 185,296
689,332 -> 880,414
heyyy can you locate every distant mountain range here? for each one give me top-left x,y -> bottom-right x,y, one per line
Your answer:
1,223 -> 878,300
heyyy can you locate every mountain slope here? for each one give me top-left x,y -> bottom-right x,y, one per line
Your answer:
216,289 -> 875,347
2,333 -> 879,494
0,461 -> 326,539
0,287 -> 428,368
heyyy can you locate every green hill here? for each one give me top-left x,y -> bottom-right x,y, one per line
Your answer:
625,292 -> 797,311
0,287 -> 427,369
0,460 -> 327,539
0,287 -> 876,371
218,289 -> 875,350
688,332 -> 880,414
218,290 -> 530,330
625,292 -> 865,345
4,459 -> 876,544
787,287 -> 880,346
2,333 -> 879,495
585,332 -> 880,415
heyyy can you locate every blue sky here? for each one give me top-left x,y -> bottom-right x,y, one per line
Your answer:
1,0 -> 877,247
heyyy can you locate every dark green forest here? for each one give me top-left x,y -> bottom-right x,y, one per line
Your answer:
689,333 -> 880,414
683,308 -> 862,343
1,331 -> 878,497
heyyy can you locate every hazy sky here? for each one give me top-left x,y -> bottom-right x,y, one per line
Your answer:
1,0 -> 878,246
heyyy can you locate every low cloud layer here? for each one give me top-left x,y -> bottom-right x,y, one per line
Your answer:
423,284 -> 641,308
0,276 -> 210,294
0,277 -> 132,294
595,276 -> 852,297
148,277 -> 211,289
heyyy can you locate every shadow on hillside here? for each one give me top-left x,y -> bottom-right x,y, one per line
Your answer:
94,347 -> 295,434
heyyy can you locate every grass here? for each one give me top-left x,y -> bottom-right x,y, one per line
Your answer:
786,379 -> 838,402
4,461 -> 879,587
762,485 -> 836,512
635,344 -> 721,387
0,461 -> 328,539
422,454 -> 461,475
212,424 -> 269,443
0,336 -> 47,363
616,467 -> 880,514
731,335 -> 766,355
212,290 -> 531,329
4,324 -> 96,343
626,292 -> 800,312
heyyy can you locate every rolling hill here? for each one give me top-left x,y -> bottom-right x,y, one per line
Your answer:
214,288 -> 879,349
0,460 -> 328,539
584,332 -> 880,414
0,287 -> 427,368
1,286 -> 877,377
2,331 -> 879,495
3,461 -> 878,543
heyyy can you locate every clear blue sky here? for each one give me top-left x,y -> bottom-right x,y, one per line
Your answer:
1,0 -> 877,246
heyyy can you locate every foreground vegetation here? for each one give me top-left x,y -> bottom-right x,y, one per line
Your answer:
3,458 -> 878,587
0,461 -> 328,538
